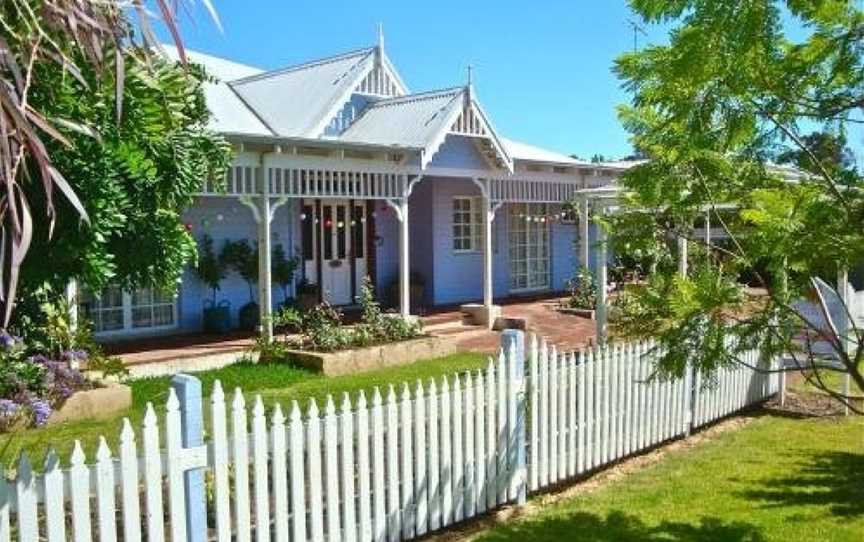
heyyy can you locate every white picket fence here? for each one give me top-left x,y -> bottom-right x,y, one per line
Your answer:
1,333 -> 779,542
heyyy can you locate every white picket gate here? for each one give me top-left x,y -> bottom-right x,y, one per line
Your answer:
1,332 -> 779,542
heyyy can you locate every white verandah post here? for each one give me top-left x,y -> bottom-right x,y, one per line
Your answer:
595,203 -> 608,345
579,197 -> 590,270
837,267 -> 853,416
257,187 -> 273,341
677,236 -> 688,277
398,197 -> 410,318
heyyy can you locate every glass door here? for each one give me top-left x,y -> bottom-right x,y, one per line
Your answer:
509,203 -> 551,291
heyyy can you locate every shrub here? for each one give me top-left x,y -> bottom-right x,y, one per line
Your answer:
565,267 -> 598,310
268,277 -> 422,354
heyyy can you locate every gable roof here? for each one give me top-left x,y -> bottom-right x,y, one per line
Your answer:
339,87 -> 464,151
161,45 -> 272,136
229,48 -> 380,138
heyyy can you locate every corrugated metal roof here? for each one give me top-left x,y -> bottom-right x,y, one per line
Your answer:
230,48 -> 375,138
160,45 -> 273,136
502,137 -> 586,166
338,87 -> 464,148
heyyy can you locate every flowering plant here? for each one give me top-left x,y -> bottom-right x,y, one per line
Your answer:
0,329 -> 91,431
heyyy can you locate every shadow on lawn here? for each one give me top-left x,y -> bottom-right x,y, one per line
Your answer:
476,510 -> 765,542
738,450 -> 864,518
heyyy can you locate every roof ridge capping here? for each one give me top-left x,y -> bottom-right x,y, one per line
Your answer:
230,46 -> 375,85
367,86 -> 465,107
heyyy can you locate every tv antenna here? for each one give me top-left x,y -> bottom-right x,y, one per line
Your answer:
627,19 -> 648,53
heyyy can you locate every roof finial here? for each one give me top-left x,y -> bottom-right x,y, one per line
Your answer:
466,63 -> 473,87
377,23 -> 385,53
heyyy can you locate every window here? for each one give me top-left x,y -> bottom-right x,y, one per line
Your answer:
78,285 -> 177,335
452,197 -> 484,252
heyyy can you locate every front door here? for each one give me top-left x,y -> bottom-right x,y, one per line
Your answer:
302,199 -> 368,305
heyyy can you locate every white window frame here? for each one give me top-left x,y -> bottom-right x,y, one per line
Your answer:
452,196 -> 484,253
79,285 -> 178,338
509,203 -> 551,292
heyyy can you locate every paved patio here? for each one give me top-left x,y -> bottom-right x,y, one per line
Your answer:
104,297 -> 597,376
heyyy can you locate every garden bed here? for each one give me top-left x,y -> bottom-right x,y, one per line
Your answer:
284,335 -> 457,376
47,382 -> 132,425
557,307 -> 596,319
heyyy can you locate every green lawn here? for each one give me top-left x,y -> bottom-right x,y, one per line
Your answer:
1,352 -> 488,469
477,413 -> 864,542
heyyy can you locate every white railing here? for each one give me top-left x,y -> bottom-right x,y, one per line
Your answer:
1,333 -> 778,542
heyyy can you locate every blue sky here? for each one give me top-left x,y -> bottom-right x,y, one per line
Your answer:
170,0 -> 862,166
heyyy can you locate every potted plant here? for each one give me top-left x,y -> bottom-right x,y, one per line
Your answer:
272,243 -> 300,310
221,239 -> 260,330
196,235 -> 230,333
296,279 -> 320,310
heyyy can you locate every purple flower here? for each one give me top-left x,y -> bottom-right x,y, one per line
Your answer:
0,399 -> 19,417
28,398 -> 52,427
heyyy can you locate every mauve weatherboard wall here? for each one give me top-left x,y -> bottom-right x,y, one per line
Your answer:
178,198 -> 296,332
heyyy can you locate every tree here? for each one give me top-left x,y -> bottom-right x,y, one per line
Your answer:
0,0 -> 220,325
611,0 -> 864,412
17,51 -> 231,313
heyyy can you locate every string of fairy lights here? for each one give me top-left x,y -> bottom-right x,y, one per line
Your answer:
297,208 -> 577,228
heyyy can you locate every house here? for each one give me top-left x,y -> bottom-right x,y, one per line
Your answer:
77,32 -> 633,340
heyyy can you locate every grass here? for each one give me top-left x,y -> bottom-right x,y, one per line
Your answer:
1,351 -> 487,469
476,413 -> 864,542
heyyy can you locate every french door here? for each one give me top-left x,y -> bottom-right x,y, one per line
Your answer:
509,203 -> 551,291
301,199 -> 368,305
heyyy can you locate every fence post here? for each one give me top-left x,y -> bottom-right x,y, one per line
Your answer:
501,329 -> 527,506
171,374 -> 207,542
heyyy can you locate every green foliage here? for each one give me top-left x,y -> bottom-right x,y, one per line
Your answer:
15,48 -> 231,328
271,244 -> 300,302
196,235 -> 227,304
613,0 -> 864,403
270,277 -> 422,353
564,267 -> 598,310
220,239 -> 259,302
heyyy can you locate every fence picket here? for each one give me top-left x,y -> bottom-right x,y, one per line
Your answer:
485,359 -> 497,509
308,400 -> 325,542
210,382 -> 232,542
427,380 -> 441,531
464,372 -> 476,518
549,345 -> 559,483
232,389 -> 252,542
401,384 -> 415,539
253,397 -> 272,542
413,382 -> 428,536
567,352 -> 577,477
452,375 -> 464,523
70,441 -> 93,542
43,450 -> 66,542
528,335 -> 539,491
585,348 -> 596,471
538,341 -> 549,485
474,371 -> 487,514
440,378 -> 453,526
0,475 -> 9,542
386,387 -> 401,540
272,405 -> 290,542
371,389 -> 387,542
15,454 -> 37,542
325,397 -> 342,542
290,402 -> 308,542
577,351 -> 586,474
142,406 -> 163,542
356,393 -> 372,542
96,438 -> 118,542
341,394 -> 357,542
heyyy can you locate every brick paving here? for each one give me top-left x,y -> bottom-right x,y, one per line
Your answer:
106,296 -> 597,369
